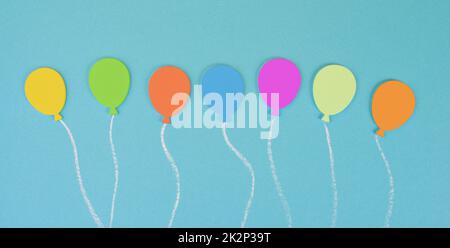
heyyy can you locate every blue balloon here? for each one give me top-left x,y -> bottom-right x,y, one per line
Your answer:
201,64 -> 245,122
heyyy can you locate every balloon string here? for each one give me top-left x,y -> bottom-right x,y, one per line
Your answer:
323,123 -> 338,227
161,124 -> 180,228
109,115 -> 119,228
374,135 -> 394,228
221,123 -> 255,228
60,120 -> 104,228
267,118 -> 293,227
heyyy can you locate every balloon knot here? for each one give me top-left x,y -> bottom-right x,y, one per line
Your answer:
321,114 -> 330,123
54,114 -> 62,121
109,108 -> 118,116
162,116 -> 171,124
376,129 -> 385,137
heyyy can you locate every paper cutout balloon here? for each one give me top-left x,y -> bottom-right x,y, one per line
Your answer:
148,66 -> 191,124
201,64 -> 245,122
371,80 -> 415,137
25,67 -> 66,121
258,58 -> 301,115
313,64 -> 357,122
89,58 -> 130,115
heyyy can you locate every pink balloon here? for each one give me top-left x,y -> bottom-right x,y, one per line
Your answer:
258,58 -> 301,115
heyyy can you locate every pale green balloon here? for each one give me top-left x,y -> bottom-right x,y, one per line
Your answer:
313,64 -> 356,122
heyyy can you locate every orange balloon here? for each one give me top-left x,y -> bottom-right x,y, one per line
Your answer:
148,66 -> 191,123
371,80 -> 415,137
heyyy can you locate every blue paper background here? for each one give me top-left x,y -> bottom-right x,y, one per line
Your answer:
1,0 -> 449,227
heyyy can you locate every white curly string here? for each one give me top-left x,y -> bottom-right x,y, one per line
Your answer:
323,123 -> 338,227
60,120 -> 104,227
161,124 -> 180,228
222,123 -> 255,228
375,135 -> 395,228
108,115 -> 119,228
267,118 -> 292,227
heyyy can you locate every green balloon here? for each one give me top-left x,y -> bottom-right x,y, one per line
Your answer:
89,58 -> 130,115
313,64 -> 356,122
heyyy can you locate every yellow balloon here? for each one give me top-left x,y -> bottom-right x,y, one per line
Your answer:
25,67 -> 66,121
